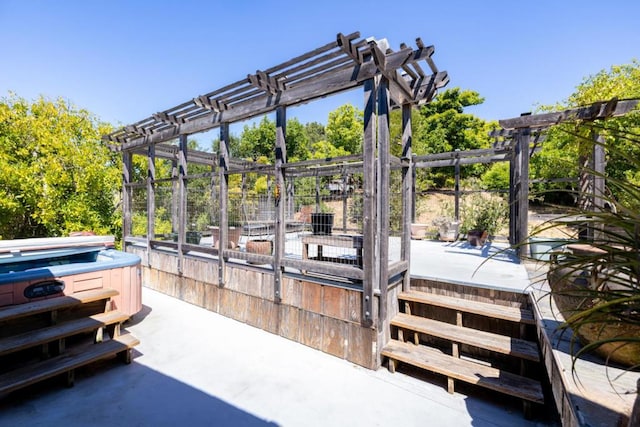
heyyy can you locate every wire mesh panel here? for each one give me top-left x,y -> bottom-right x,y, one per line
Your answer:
154,180 -> 175,239
130,186 -> 147,238
185,176 -> 214,245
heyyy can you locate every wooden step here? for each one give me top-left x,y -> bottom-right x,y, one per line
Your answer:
0,288 -> 119,323
0,333 -> 139,395
392,313 -> 540,362
382,339 -> 544,404
0,310 -> 130,357
398,290 -> 535,325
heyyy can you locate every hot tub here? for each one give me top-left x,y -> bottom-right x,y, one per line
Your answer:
0,236 -> 141,317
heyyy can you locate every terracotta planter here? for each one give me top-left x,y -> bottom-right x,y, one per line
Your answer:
411,223 -> 429,240
548,255 -> 640,367
246,239 -> 273,255
210,226 -> 242,249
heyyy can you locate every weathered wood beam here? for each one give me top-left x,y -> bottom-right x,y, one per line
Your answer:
248,70 -> 285,95
499,98 -> 639,129
273,106 -> 286,303
362,78 -> 376,328
377,76 -> 391,329
414,154 -> 509,169
401,103 -> 412,292
218,123 -> 230,285
112,45 -> 440,150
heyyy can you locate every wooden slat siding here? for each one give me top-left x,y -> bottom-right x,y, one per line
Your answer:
377,77 -> 391,329
401,103 -> 412,292
391,313 -> 539,362
398,291 -> 535,325
0,289 -> 118,323
499,98 -> 638,129
0,311 -> 129,356
322,316 -> 347,359
381,340 -> 544,404
362,78 -> 376,328
110,44 -> 441,150
218,123 -> 230,286
0,333 -> 139,395
273,106 -> 286,303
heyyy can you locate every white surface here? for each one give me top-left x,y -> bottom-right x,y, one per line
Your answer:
0,287 -> 550,427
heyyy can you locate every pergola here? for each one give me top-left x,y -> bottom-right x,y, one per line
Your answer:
105,31 -> 449,330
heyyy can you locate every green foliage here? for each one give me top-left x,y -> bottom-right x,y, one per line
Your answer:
309,140 -> 350,159
326,104 -> 363,154
535,60 -> 640,206
304,122 -> 326,145
527,124 -> 640,369
458,193 -> 508,236
0,94 -> 120,239
481,162 -> 510,190
238,116 -> 276,160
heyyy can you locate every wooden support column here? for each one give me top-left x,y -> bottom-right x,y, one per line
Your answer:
509,142 -> 518,245
516,128 -> 530,257
177,134 -> 188,274
454,150 -> 460,221
147,144 -> 156,265
592,130 -> 606,240
171,160 -> 179,234
401,103 -> 412,292
122,152 -> 133,244
377,77 -> 391,326
362,78 -> 376,328
274,106 -> 287,302
218,123 -> 230,286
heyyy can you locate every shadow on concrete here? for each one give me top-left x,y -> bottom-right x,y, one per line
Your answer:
0,354 -> 279,427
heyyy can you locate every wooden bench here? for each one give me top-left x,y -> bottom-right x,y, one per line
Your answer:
0,288 -> 138,396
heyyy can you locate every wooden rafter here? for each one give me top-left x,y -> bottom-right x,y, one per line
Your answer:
105,31 -> 448,150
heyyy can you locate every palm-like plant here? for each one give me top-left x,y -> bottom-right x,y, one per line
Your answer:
530,120 -> 640,368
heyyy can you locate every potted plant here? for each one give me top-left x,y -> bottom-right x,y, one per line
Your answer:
460,193 -> 507,246
311,204 -> 334,235
432,216 -> 460,242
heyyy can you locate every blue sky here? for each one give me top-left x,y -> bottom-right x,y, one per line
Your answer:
1,0 -> 638,134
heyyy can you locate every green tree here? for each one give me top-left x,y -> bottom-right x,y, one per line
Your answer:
304,121 -> 326,145
326,104 -> 363,154
0,94 -> 120,239
533,60 -> 640,207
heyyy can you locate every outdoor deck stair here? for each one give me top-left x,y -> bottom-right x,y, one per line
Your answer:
0,288 -> 138,396
382,290 -> 544,416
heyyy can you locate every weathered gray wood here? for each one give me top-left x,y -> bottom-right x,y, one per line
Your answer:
382,340 -> 544,404
109,43 -> 443,149
122,152 -> 133,240
282,258 -> 364,281
362,78 -> 376,328
401,103 -> 412,292
398,290 -> 535,324
499,98 -> 639,129
147,143 -> 155,265
273,106 -> 286,302
218,123 -> 230,286
391,313 -> 540,362
177,135 -> 188,274
454,150 -> 460,220
377,77 -> 391,327
517,129 -> 530,256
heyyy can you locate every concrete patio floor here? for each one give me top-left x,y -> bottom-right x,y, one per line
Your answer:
0,282 -> 555,427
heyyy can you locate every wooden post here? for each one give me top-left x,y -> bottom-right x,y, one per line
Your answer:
147,144 -> 156,265
178,134 -> 188,274
122,152 -> 133,244
411,161 -> 417,223
509,141 -> 518,246
315,175 -> 320,213
377,76 -> 390,326
274,106 -> 287,302
592,131 -> 606,241
401,103 -> 412,292
171,160 -> 179,235
516,128 -> 530,257
362,78 -> 376,328
454,149 -> 460,221
219,123 -> 230,286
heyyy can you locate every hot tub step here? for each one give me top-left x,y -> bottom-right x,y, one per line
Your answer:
0,333 -> 139,395
0,310 -> 130,357
0,288 -> 119,323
